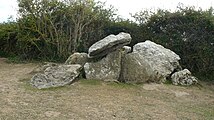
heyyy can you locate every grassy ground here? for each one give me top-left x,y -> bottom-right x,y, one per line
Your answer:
0,58 -> 213,120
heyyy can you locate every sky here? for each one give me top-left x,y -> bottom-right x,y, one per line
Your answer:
0,0 -> 214,22
100,0 -> 214,19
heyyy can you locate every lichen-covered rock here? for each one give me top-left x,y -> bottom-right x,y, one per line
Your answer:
88,32 -> 131,58
120,53 -> 155,83
120,40 -> 182,83
30,64 -> 82,89
84,50 -> 122,81
65,52 -> 88,66
171,69 -> 198,85
133,40 -> 181,81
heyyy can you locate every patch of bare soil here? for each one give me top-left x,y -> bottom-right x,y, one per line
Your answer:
0,58 -> 213,120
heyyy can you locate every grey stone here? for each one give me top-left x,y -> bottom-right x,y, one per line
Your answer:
84,50 -> 122,81
133,40 -> 181,81
65,52 -> 88,66
120,53 -> 155,83
88,32 -> 131,58
30,64 -> 82,89
120,40 -> 182,83
122,46 -> 132,54
171,69 -> 198,85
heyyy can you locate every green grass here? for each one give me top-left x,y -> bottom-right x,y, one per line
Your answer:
20,80 -> 39,92
180,105 -> 214,120
21,78 -> 141,91
163,79 -> 173,85
78,79 -> 102,85
39,85 -> 72,91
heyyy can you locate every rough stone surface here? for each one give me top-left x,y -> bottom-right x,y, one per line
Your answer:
65,52 -> 88,66
122,46 -> 132,54
30,64 -> 82,89
88,32 -> 131,58
171,69 -> 198,86
84,50 -> 122,81
120,53 -> 155,83
133,40 -> 181,81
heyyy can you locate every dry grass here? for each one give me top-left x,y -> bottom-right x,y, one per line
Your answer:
0,58 -> 213,120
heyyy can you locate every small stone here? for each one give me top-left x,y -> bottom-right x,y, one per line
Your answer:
171,69 -> 198,86
65,52 -> 88,66
122,46 -> 132,54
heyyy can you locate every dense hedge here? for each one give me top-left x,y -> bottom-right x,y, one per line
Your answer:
132,7 -> 214,80
0,1 -> 213,81
0,0 -> 115,61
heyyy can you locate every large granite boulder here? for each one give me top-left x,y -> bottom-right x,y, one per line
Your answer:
84,50 -> 122,81
120,53 -> 155,83
30,64 -> 82,89
121,40 -> 181,83
88,32 -> 131,58
133,40 -> 181,80
171,69 -> 198,85
65,52 -> 88,66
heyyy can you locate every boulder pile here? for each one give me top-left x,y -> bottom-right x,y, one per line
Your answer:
30,32 -> 198,89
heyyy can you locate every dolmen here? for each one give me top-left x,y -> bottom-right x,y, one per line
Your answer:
30,32 -> 198,89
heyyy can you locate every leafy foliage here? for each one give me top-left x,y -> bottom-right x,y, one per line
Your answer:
133,6 -> 214,80
10,0 -> 115,60
0,22 -> 18,57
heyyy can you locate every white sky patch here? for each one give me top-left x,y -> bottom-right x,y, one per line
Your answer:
0,0 -> 214,22
0,0 -> 18,22
99,0 -> 214,19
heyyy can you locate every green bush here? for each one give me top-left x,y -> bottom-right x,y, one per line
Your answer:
0,22 -> 18,57
133,7 -> 214,81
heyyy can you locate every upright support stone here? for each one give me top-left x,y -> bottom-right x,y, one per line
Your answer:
84,50 -> 122,81
120,40 -> 182,83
